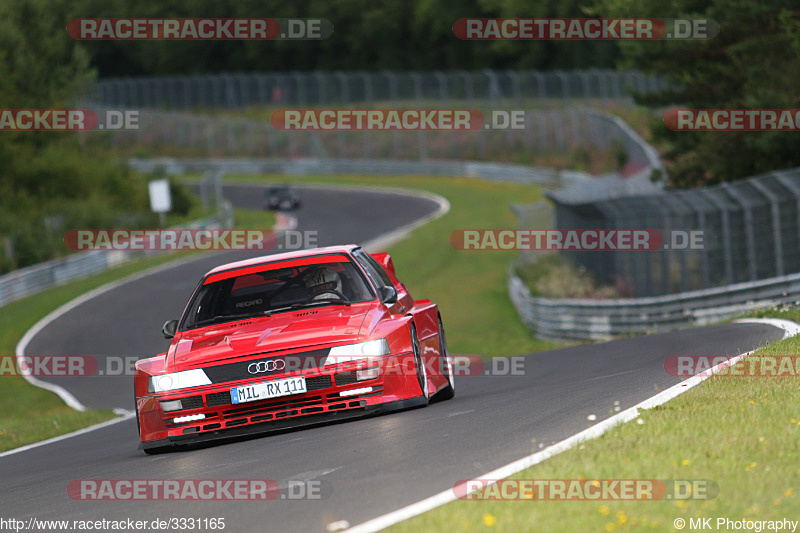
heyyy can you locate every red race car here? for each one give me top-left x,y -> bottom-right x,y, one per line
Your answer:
135,245 -> 455,453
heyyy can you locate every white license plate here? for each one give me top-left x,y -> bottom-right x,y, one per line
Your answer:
230,376 -> 307,404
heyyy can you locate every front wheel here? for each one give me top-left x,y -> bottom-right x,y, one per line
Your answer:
410,323 -> 429,405
434,316 -> 455,401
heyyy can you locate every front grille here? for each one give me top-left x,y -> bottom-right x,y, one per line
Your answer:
180,396 -> 204,410
172,379 -> 379,432
204,357 -> 284,384
221,395 -> 324,419
206,391 -> 232,407
161,395 -> 204,411
202,348 -> 329,385
335,372 -> 358,386
306,375 -> 332,391
334,368 -> 379,386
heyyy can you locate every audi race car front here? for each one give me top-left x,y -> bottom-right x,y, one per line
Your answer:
134,246 -> 451,453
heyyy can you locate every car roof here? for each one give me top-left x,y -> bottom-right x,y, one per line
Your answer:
204,244 -> 359,277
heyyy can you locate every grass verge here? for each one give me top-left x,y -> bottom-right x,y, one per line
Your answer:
736,306 -> 800,325
0,207 -> 274,452
219,173 -> 560,357
386,332 -> 800,532
0,253 -> 192,452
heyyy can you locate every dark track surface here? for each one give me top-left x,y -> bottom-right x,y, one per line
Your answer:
3,183 -> 784,532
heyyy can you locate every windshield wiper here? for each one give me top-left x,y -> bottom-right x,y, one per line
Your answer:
268,298 -> 351,314
309,296 -> 351,306
193,311 -> 271,327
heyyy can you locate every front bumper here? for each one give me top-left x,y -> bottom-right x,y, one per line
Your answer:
139,397 -> 425,451
137,355 -> 422,449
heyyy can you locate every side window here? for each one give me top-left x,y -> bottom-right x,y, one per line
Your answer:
361,252 -> 394,287
352,250 -> 390,291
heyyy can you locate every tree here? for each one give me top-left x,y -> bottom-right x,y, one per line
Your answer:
592,0 -> 800,187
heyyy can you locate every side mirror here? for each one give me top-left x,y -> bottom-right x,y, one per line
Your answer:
378,286 -> 398,305
162,319 -> 178,339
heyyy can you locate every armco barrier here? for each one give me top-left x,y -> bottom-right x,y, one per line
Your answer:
508,269 -> 800,342
129,157 -> 562,187
92,69 -> 667,110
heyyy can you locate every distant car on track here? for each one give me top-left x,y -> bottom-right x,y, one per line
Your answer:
264,185 -> 300,211
135,245 -> 454,453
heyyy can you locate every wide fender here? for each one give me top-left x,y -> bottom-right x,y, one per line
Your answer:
407,301 -> 449,394
407,300 -> 439,343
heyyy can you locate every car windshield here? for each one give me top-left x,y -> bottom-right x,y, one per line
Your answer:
181,260 -> 375,330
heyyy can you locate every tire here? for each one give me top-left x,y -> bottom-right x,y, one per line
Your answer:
434,316 -> 455,401
134,391 -> 141,438
410,323 -> 429,405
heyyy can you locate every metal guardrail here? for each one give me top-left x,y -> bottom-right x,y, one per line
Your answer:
129,156 -> 563,187
91,69 -> 667,110
0,210 -> 233,309
87,102 -> 653,163
546,166 -> 800,298
508,270 -> 800,342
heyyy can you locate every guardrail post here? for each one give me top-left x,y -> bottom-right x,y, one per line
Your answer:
750,178 -> 785,277
722,183 -> 758,281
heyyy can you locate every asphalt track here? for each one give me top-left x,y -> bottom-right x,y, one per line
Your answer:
2,183 -> 786,532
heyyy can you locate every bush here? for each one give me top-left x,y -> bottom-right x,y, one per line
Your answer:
515,254 -> 621,299
0,139 -> 159,273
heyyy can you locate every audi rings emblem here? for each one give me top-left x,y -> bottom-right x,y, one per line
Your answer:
248,359 -> 286,374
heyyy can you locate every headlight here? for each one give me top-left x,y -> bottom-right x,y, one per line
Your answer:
325,339 -> 390,364
149,369 -> 211,393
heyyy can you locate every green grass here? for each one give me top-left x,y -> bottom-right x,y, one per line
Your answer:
0,207 -> 274,452
736,305 -> 800,325
387,335 -> 800,532
218,173 -> 560,357
0,252 -> 196,452
232,206 -> 277,229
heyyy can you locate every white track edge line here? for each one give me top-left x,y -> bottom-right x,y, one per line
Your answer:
0,411 -> 136,459
344,317 -> 799,533
14,253 -> 221,412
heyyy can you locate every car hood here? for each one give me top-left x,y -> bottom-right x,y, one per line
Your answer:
166,302 -> 375,371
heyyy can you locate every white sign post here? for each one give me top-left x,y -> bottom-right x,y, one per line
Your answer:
148,179 -> 172,226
